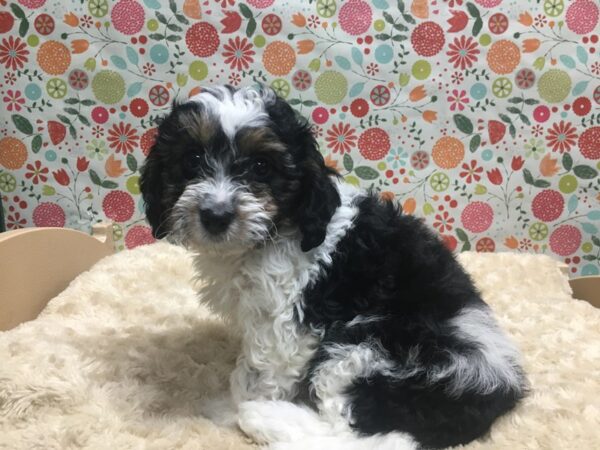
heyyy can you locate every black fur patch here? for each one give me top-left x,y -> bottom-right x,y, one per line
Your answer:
302,195 -> 525,448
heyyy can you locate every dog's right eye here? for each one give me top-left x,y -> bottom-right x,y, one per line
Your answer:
186,152 -> 202,167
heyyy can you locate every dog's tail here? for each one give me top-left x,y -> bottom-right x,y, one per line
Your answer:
238,400 -> 416,450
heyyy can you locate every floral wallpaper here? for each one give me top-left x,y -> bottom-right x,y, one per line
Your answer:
0,0 -> 599,276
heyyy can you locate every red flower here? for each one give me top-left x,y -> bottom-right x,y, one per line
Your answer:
546,121 -> 578,154
447,36 -> 480,70
53,168 -> 70,186
487,168 -> 503,185
221,11 -> 241,33
325,122 -> 357,154
459,160 -> 482,184
433,211 -> 455,233
447,89 -> 469,111
77,156 -> 90,172
3,89 -> 25,112
511,156 -> 524,171
6,211 -> 26,230
0,36 -> 29,70
25,160 -> 49,185
107,122 -> 139,155
222,36 -> 255,71
447,10 -> 468,32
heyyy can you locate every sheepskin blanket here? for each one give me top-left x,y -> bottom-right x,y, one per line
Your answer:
1,242 -> 599,449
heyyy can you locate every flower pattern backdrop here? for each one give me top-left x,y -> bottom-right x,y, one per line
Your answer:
0,0 -> 599,276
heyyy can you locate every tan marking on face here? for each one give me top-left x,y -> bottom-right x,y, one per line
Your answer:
177,108 -> 218,145
236,128 -> 287,156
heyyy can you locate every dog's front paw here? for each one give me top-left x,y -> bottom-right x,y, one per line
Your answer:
238,400 -> 325,444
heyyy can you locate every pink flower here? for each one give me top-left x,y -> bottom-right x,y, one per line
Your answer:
3,89 -> 25,112
222,36 -> 255,71
433,211 -> 455,233
447,10 -> 468,32
325,123 -> 357,154
0,36 -> 29,71
447,35 -> 480,70
447,89 -> 469,111
546,121 -> 578,154
107,122 -> 139,154
25,160 -> 49,185
459,160 -> 483,184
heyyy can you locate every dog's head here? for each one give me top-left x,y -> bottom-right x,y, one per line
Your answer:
140,85 -> 340,253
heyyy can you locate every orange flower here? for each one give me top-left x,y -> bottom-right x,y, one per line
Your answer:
504,236 -> 519,249
323,154 -> 339,172
291,13 -> 306,27
422,110 -> 437,123
522,38 -> 540,53
381,191 -> 396,202
105,155 -> 127,178
539,153 -> 559,177
70,39 -> 89,54
518,12 -> 532,26
402,197 -> 416,214
63,12 -> 79,27
296,40 -> 315,54
409,85 -> 426,102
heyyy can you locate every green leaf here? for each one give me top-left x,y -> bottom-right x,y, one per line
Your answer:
499,113 -> 512,124
453,114 -> 474,134
456,228 -> 469,242
169,0 -> 177,13
592,235 -> 600,247
64,107 -> 79,115
397,0 -> 405,12
246,17 -> 256,37
519,114 -> 531,126
469,134 -> 481,152
461,241 -> 472,251
90,170 -> 102,186
167,23 -> 183,32
466,2 -> 480,17
156,11 -> 168,24
56,114 -> 71,125
472,17 -> 482,36
506,106 -> 521,114
12,114 -> 33,135
64,98 -> 79,104
523,168 -> 534,185
110,55 -> 127,69
31,135 -> 42,153
573,165 -> 598,179
239,3 -> 253,18
10,3 -> 26,19
175,13 -> 189,25
127,154 -> 138,172
375,33 -> 391,40
392,34 -> 407,42
507,97 -> 523,104
383,11 -> 395,23
508,124 -> 516,138
402,13 -> 415,24
533,179 -> 551,188
302,100 -> 317,107
524,98 -> 539,105
582,254 -> 598,261
166,35 -> 181,42
149,33 -> 165,41
80,99 -> 96,106
69,125 -> 77,139
355,166 -> 379,180
101,180 -> 119,189
78,114 -> 90,126
288,98 -> 301,105
343,154 -> 354,172
562,153 -> 573,171
393,22 -> 408,32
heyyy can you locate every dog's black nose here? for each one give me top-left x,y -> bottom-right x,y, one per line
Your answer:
199,204 -> 235,235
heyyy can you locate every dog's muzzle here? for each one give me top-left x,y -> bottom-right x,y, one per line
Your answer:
199,202 -> 235,235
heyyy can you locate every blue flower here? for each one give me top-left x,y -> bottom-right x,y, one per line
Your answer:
386,148 -> 408,168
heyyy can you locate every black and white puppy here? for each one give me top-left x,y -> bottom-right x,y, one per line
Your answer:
140,85 -> 526,449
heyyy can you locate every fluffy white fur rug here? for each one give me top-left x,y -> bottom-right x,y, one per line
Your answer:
1,242 -> 599,449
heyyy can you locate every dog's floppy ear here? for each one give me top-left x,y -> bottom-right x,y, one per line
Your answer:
139,108 -> 180,239
263,89 -> 341,252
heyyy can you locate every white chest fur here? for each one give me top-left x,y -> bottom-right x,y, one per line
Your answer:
192,181 -> 361,403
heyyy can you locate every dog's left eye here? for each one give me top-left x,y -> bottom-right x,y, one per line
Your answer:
251,157 -> 271,179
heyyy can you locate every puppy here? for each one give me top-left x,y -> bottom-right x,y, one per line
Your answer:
140,85 -> 526,449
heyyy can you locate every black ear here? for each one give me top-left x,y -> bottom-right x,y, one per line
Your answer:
139,147 -> 168,239
263,89 -> 341,252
